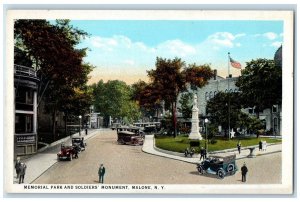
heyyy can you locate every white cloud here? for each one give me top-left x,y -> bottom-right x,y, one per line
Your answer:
271,41 -> 282,48
156,39 -> 196,57
205,32 -> 245,48
236,43 -> 241,47
263,32 -> 278,40
89,36 -> 118,50
207,32 -> 235,47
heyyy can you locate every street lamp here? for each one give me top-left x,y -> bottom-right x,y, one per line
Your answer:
205,118 -> 209,154
79,115 -> 82,136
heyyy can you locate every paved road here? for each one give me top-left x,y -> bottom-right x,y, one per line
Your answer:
32,129 -> 281,184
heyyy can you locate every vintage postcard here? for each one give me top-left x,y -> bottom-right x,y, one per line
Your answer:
4,10 -> 294,194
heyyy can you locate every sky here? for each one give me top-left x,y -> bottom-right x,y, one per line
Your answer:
70,20 -> 283,85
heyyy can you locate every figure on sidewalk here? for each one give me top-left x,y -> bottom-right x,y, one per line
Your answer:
241,162 -> 248,182
200,147 -> 205,161
237,141 -> 241,154
259,140 -> 263,151
262,141 -> 267,151
15,157 -> 21,179
204,148 -> 207,159
98,164 -> 106,183
19,162 -> 27,184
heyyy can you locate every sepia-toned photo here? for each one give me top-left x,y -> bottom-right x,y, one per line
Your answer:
4,9 -> 294,194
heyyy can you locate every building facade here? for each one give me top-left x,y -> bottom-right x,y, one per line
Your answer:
14,64 -> 40,157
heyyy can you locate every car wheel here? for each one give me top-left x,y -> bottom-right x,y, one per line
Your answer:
217,169 -> 225,179
197,165 -> 204,174
227,164 -> 235,173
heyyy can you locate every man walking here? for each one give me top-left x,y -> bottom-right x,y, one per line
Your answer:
200,147 -> 205,161
237,141 -> 241,154
241,162 -> 248,182
98,164 -> 106,184
15,157 -> 21,179
19,162 -> 27,184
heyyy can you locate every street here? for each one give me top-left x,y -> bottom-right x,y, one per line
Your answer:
32,129 -> 281,184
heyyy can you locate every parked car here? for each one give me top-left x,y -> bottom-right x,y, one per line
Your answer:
196,153 -> 238,179
57,144 -> 76,161
116,127 -> 144,145
72,137 -> 86,151
111,123 -> 121,130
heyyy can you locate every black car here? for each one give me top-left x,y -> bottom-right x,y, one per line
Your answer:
72,137 -> 86,151
196,153 -> 238,179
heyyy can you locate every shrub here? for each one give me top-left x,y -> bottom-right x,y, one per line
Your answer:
190,140 -> 200,147
210,138 -> 217,144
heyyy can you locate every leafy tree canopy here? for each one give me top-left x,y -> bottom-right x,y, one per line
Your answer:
235,58 -> 282,112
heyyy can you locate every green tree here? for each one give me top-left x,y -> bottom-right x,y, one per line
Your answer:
91,80 -> 141,126
146,57 -> 214,137
14,19 -> 93,140
206,92 -> 242,132
235,58 -> 281,135
177,92 -> 193,120
235,58 -> 282,116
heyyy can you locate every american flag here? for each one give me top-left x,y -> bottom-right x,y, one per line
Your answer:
229,56 -> 242,69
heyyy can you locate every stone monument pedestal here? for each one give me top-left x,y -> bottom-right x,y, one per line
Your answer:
189,94 -> 202,140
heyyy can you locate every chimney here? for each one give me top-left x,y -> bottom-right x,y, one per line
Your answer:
213,69 -> 217,80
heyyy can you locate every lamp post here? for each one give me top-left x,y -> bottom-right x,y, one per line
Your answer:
205,118 -> 209,154
79,115 -> 82,136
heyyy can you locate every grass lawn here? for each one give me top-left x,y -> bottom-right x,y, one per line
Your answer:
155,135 -> 282,153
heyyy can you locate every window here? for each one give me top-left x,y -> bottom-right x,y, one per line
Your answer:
209,92 -> 213,99
225,89 -> 228,93
248,108 -> 254,114
272,105 -> 278,113
205,92 -> 209,100
15,114 -> 33,133
214,91 -> 217,96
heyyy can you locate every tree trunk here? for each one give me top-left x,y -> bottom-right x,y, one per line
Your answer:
52,105 -> 57,141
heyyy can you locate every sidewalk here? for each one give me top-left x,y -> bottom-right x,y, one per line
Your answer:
142,135 -> 282,164
13,129 -> 101,184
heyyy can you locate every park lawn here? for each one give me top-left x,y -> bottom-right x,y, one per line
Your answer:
155,135 -> 282,153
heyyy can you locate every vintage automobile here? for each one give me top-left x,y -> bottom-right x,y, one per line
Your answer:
111,123 -> 122,130
72,137 -> 87,151
196,153 -> 238,179
57,144 -> 76,161
116,127 -> 144,145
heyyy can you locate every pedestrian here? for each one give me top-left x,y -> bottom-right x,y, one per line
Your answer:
237,141 -> 241,154
98,164 -> 106,184
74,147 -> 79,159
262,141 -> 267,151
200,147 -> 205,161
259,140 -> 263,151
204,148 -> 207,159
19,162 -> 27,184
241,162 -> 248,182
15,157 -> 21,179
85,128 -> 88,135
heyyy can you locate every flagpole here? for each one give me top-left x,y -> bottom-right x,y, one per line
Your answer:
227,52 -> 231,140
